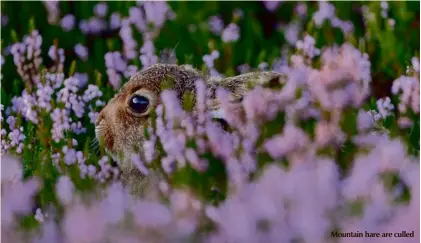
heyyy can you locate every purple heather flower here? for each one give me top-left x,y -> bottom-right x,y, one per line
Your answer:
6,116 -> 16,130
51,108 -> 71,142
295,3 -> 307,17
94,2 -> 108,18
119,19 -> 137,60
48,45 -> 65,72
295,35 -> 320,58
79,17 -> 106,35
132,201 -> 172,228
110,12 -> 121,30
11,30 -> 43,85
105,51 -> 127,72
263,1 -> 282,12
131,154 -> 149,175
221,23 -> 240,43
143,1 -> 171,29
376,97 -> 394,118
36,83 -> 54,112
34,208 -> 46,223
357,109 -> 374,131
209,16 -> 224,36
124,65 -> 137,78
62,202 -> 106,243
60,14 -> 75,32
284,22 -> 300,46
391,75 -> 419,113
139,41 -> 158,68
129,6 -> 147,33
74,44 -> 88,61
43,0 -> 60,24
313,1 -> 335,27
203,50 -> 220,69
264,124 -> 309,158
83,84 -> 103,102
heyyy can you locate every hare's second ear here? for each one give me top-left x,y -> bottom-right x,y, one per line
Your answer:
219,71 -> 286,92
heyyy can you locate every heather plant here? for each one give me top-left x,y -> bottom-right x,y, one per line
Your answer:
1,1 -> 420,243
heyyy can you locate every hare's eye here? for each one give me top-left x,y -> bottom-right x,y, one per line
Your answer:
129,95 -> 149,114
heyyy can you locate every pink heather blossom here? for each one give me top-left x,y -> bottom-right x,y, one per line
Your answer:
202,50 -> 219,69
142,1 -> 172,29
60,14 -> 75,32
313,1 -> 354,35
120,19 -> 138,60
376,97 -> 394,118
313,1 -> 335,26
102,182 -> 127,223
284,22 -> 300,46
132,200 -> 172,228
43,0 -> 60,24
36,83 -> 54,112
221,23 -> 240,43
51,108 -> 71,142
62,203 -> 107,243
391,75 -> 420,114
357,109 -> 374,131
295,3 -> 307,17
74,44 -> 88,61
2,155 -> 40,226
34,208 -> 46,223
94,2 -> 108,18
264,124 -> 309,158
131,154 -> 149,175
56,175 -> 74,205
295,34 -> 320,58
105,51 -> 127,90
209,16 -> 224,35
110,12 -> 121,30
1,154 -> 23,183
11,90 -> 39,124
411,57 -> 419,73
79,17 -> 106,35
263,1 -> 282,12
129,6 -> 147,33
45,72 -> 65,89
83,84 -> 103,102
11,30 -> 43,85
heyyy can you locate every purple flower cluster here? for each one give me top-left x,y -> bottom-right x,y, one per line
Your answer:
10,30 -> 43,85
313,1 -> 354,35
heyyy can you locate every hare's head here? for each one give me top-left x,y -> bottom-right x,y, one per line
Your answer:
96,63 -> 283,173
95,64 -> 202,171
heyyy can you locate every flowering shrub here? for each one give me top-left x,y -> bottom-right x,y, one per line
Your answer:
1,1 -> 420,243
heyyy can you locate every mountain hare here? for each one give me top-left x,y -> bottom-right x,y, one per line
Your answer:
95,64 -> 283,196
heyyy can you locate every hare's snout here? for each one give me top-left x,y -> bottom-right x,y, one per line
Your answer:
95,109 -> 115,152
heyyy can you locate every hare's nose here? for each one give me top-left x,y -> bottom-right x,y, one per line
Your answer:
95,110 -> 106,127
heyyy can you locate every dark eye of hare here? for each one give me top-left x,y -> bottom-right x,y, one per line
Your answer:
129,95 -> 149,114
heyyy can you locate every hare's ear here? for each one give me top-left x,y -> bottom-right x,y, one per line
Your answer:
225,71 -> 286,88
210,71 -> 286,100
